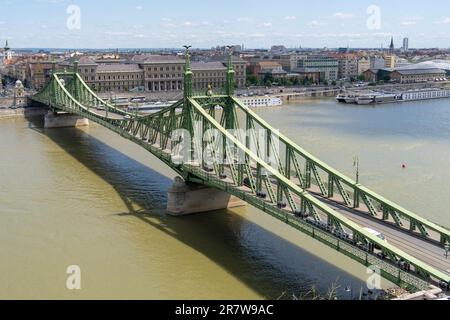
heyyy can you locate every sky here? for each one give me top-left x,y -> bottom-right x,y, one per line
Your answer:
0,0 -> 450,49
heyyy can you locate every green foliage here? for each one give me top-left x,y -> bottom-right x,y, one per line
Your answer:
246,74 -> 259,87
263,72 -> 274,85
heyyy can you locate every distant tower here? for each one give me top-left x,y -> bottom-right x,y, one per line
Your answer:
389,37 -> 395,53
402,38 -> 409,52
3,40 -> 12,62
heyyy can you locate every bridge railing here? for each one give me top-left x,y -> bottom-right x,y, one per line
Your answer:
231,97 -> 450,247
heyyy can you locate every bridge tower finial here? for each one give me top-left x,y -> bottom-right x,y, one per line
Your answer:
183,45 -> 193,98
51,56 -> 57,75
226,46 -> 235,96
73,60 -> 79,74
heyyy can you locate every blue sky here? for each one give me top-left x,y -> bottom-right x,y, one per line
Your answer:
0,0 -> 449,49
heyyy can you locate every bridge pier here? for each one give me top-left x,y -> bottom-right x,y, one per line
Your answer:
167,177 -> 246,216
44,111 -> 89,129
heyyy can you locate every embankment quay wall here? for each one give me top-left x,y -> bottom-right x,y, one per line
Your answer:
0,107 -> 48,120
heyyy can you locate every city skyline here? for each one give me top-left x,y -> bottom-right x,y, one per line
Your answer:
0,0 -> 450,49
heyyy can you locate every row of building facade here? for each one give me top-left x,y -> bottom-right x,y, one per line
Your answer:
245,52 -> 399,83
1,52 -> 247,93
363,68 -> 448,84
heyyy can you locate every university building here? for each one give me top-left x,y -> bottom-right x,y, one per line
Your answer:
60,54 -> 246,93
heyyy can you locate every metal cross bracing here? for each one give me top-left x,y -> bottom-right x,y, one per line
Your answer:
31,48 -> 450,292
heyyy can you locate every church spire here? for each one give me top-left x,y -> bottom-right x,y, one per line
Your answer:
389,37 -> 394,53
4,40 -> 10,51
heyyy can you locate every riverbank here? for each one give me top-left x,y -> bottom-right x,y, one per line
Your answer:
0,107 -> 48,120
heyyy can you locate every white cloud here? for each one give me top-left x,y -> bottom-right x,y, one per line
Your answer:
400,16 -> 422,26
285,16 -> 297,21
262,22 -> 272,27
435,17 -> 450,24
400,21 -> 417,26
307,20 -> 326,27
334,13 -> 354,19
135,6 -> 144,11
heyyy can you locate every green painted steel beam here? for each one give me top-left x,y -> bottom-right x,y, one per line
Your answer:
231,97 -> 450,246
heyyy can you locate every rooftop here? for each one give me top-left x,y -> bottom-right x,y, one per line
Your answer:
60,56 -> 98,66
394,68 -> 445,75
131,54 -> 184,64
96,64 -> 143,73
207,55 -> 246,64
191,62 -> 226,71
258,61 -> 283,68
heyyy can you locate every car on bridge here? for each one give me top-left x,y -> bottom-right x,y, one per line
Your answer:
364,227 -> 387,241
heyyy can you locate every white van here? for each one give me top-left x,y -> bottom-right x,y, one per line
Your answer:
363,227 -> 387,242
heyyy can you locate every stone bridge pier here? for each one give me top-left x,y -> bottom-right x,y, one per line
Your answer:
167,177 -> 246,216
44,111 -> 89,129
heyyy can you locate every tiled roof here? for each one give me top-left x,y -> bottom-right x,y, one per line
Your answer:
78,56 -> 98,65
131,54 -> 184,64
96,64 -> 143,73
394,68 -> 445,75
258,61 -> 282,68
60,56 -> 98,66
191,62 -> 226,71
207,55 -> 246,64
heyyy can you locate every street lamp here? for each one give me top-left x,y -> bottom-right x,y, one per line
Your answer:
353,156 -> 360,184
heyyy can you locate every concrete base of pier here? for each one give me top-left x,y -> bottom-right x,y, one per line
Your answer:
167,177 -> 246,216
44,112 -> 89,129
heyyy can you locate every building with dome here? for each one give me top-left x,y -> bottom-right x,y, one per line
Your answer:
13,80 -> 27,107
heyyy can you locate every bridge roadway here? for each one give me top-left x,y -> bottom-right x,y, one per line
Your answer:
89,108 -> 127,120
308,190 -> 450,276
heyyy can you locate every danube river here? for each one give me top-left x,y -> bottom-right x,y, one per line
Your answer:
0,98 -> 449,299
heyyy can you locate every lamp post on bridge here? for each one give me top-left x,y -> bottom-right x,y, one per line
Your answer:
183,45 -> 192,100
226,45 -> 235,96
353,156 -> 360,184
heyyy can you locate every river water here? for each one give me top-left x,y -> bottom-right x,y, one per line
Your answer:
0,98 -> 449,299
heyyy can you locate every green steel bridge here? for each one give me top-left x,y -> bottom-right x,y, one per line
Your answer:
31,48 -> 450,293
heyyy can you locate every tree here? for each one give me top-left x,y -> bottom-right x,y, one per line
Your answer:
263,72 -> 274,86
246,74 -> 259,86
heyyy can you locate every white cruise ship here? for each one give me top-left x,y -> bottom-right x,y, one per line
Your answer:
401,88 -> 450,101
239,96 -> 283,108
